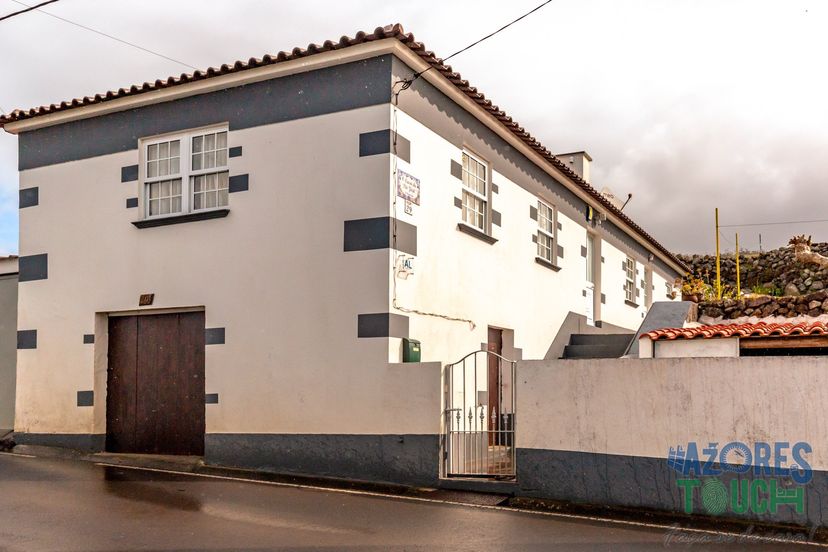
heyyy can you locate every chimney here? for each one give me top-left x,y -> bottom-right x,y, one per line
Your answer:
555,151 -> 592,182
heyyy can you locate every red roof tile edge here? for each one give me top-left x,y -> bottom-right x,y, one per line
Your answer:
642,321 -> 828,341
0,23 -> 685,271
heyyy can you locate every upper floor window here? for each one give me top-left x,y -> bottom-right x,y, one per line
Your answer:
537,200 -> 555,263
461,151 -> 487,231
624,256 -> 636,303
143,127 -> 229,219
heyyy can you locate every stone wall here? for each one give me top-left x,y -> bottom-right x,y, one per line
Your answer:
698,291 -> 828,321
678,242 -> 828,295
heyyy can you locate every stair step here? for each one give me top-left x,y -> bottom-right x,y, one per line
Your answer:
562,344 -> 626,359
569,333 -> 634,347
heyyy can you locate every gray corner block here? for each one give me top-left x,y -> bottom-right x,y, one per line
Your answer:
454,197 -> 462,209
19,187 -> 39,208
450,159 -> 462,179
557,221 -> 562,231
126,197 -> 139,209
205,327 -> 225,345
19,253 -> 48,282
17,330 -> 37,349
83,334 -> 95,344
557,245 -> 564,258
601,293 -> 606,304
121,165 -> 139,183
359,130 -> 410,163
229,146 -> 243,158
229,174 -> 249,193
357,313 -> 409,338
532,234 -> 538,244
77,391 -> 94,407
529,205 -> 538,220
581,246 -> 587,258
491,183 -> 499,194
344,217 -> 417,256
206,393 -> 219,404
492,210 -> 501,227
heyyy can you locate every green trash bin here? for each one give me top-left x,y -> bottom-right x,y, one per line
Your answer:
402,338 -> 421,363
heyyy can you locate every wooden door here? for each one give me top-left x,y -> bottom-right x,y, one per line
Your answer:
106,312 -> 205,455
487,327 -> 502,445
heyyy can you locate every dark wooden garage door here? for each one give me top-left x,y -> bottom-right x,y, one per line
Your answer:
106,312 -> 205,455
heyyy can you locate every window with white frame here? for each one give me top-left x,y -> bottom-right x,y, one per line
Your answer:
537,200 -> 555,263
624,256 -> 636,303
461,151 -> 487,231
143,128 -> 229,218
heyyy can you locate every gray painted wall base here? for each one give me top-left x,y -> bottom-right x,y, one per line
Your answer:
206,433 -> 439,487
14,433 -> 105,452
517,448 -> 824,528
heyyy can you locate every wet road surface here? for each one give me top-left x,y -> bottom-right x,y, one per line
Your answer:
0,453 -> 813,551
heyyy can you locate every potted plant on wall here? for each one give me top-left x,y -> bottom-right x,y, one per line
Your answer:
681,276 -> 711,303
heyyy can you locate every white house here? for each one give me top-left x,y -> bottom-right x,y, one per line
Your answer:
1,24 -> 684,484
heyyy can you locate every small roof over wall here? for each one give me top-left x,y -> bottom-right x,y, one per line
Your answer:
641,321 -> 828,355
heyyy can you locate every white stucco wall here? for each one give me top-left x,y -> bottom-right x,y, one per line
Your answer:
15,104 -> 442,437
518,357 -> 828,470
388,108 -> 677,364
639,336 -> 740,358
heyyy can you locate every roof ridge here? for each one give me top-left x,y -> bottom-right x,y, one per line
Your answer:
0,23 -> 686,271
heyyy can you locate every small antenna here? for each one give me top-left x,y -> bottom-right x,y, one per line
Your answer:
620,193 -> 633,212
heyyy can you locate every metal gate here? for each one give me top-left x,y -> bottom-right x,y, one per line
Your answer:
443,350 -> 516,479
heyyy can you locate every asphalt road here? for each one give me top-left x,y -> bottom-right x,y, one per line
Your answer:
0,453 -> 812,551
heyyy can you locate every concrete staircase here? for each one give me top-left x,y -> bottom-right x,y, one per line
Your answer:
561,333 -> 634,359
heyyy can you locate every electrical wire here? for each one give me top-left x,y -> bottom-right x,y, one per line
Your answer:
395,0 -> 554,90
720,218 -> 828,228
0,0 -> 58,22
9,0 -> 197,70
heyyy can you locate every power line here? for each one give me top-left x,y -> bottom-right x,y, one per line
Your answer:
396,0 -> 554,89
0,0 -> 58,23
9,0 -> 197,70
720,218 -> 828,228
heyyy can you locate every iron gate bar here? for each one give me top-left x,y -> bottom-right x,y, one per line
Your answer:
443,350 -> 516,479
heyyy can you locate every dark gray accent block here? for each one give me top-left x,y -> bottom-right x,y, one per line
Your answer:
13,433 -> 105,452
206,433 -> 439,487
229,174 -> 249,193
557,221 -> 562,231
491,183 -> 499,194
357,313 -> 409,338
529,205 -> 538,220
77,391 -> 94,407
491,210 -> 501,227
228,146 -> 243,158
516,448 -> 827,527
19,187 -> 39,208
359,130 -> 410,163
557,245 -> 564,258
133,208 -> 229,228
344,217 -> 417,256
205,393 -> 219,404
205,327 -> 225,345
18,253 -> 48,282
531,234 -> 538,243
126,197 -> 138,209
83,334 -> 94,344
20,56 -> 393,171
453,197 -> 462,208
601,293 -> 606,304
121,165 -> 139,182
582,290 -> 587,297
581,246 -> 588,257
450,159 -> 462,179
17,330 -> 37,349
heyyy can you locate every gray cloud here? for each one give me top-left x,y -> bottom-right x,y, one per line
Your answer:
1,0 -> 826,255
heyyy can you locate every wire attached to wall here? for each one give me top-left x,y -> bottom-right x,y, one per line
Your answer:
388,2 -> 556,331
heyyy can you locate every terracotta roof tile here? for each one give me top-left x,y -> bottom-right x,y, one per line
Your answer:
0,23 -> 685,271
642,321 -> 828,341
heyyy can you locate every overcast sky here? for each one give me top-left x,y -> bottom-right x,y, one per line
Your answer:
1,0 -> 825,256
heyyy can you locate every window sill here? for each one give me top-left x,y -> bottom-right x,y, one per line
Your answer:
535,256 -> 562,272
457,222 -> 497,244
132,208 -> 230,229
624,299 -> 639,308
